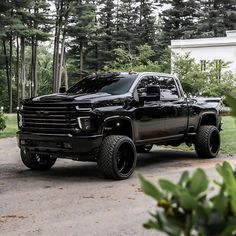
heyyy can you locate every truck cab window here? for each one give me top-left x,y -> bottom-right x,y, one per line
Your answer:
159,77 -> 179,100
137,76 -> 158,96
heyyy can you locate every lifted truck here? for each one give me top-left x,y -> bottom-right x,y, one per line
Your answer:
17,72 -> 222,180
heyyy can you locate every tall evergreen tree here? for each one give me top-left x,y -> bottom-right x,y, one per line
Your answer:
115,0 -> 139,51
158,0 -> 200,43
197,0 -> 236,37
97,0 -> 116,67
137,0 -> 156,47
68,0 -> 97,76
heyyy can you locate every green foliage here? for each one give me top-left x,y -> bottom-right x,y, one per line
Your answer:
225,94 -> 236,119
197,0 -> 236,38
172,54 -> 236,98
104,44 -> 161,72
139,161 -> 236,235
0,114 -> 17,138
0,109 -> 6,131
37,46 -> 53,95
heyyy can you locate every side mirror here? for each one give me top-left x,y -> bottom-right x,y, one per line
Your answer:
59,86 -> 66,93
139,85 -> 160,102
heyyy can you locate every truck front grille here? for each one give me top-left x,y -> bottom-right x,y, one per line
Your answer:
20,103 -> 90,134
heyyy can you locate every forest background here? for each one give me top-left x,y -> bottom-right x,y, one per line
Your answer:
0,0 -> 236,113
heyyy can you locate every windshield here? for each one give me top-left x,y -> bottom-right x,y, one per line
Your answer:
67,73 -> 138,95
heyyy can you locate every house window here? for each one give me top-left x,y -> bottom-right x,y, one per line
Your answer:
200,60 -> 206,71
215,59 -> 222,83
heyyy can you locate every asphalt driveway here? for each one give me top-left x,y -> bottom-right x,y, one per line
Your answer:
0,137 -> 235,236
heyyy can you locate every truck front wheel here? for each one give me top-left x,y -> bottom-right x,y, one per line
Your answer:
195,125 -> 220,158
98,135 -> 137,180
21,150 -> 57,170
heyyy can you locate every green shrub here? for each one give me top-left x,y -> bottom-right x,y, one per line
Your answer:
0,109 -> 6,131
172,54 -> 236,98
139,161 -> 236,236
103,44 -> 162,73
225,94 -> 236,121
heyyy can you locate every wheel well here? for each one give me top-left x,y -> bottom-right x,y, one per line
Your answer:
103,119 -> 133,140
200,114 -> 217,127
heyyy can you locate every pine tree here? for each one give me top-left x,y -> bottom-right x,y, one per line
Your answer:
0,0 -> 30,111
197,0 -> 236,37
158,0 -> 200,43
97,0 -> 116,67
68,0 -> 97,76
137,0 -> 156,47
115,0 -> 139,51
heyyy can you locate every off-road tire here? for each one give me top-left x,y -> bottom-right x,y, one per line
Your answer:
98,135 -> 137,180
137,144 -> 153,153
21,150 -> 57,170
195,125 -> 220,159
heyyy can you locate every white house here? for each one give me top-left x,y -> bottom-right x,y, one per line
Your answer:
171,30 -> 236,75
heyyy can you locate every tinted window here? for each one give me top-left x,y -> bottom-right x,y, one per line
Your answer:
137,76 -> 158,95
159,77 -> 179,100
67,73 -> 138,95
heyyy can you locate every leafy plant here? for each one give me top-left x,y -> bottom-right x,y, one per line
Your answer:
225,94 -> 236,120
139,161 -> 236,236
103,44 -> 161,73
172,53 -> 236,98
0,108 -> 6,131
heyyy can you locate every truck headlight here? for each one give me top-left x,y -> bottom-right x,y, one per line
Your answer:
77,117 -> 92,131
17,105 -> 24,111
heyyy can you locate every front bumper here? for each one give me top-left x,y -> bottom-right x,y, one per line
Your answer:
17,131 -> 103,160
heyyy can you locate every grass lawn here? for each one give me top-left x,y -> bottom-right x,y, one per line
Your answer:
0,114 -> 236,154
221,116 -> 236,154
0,113 -> 18,139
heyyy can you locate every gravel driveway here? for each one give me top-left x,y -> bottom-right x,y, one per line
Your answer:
0,137 -> 235,236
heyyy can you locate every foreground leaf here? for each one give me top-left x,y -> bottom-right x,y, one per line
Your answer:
189,168 -> 208,197
138,174 -> 163,201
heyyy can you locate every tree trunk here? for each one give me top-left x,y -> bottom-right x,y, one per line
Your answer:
53,0 -> 60,93
31,37 -> 37,97
80,43 -> 83,80
53,0 -> 64,93
16,36 -> 20,106
58,2 -> 69,89
2,39 -> 12,113
31,4 -> 38,97
20,37 -> 26,100
9,36 -> 13,113
64,52 -> 68,90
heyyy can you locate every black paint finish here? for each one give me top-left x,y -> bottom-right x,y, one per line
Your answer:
17,72 -> 222,160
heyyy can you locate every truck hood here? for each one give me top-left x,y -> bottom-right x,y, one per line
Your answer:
29,92 -> 129,106
32,92 -> 115,102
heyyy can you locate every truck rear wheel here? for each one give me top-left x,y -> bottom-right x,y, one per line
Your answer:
137,144 -> 153,153
98,135 -> 137,180
21,150 -> 57,170
195,125 -> 220,159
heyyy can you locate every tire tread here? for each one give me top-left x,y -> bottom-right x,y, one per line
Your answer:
195,125 -> 220,158
98,135 -> 136,180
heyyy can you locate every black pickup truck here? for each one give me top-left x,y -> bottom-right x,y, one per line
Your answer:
17,72 -> 222,180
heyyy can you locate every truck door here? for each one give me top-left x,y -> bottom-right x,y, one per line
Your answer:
159,76 -> 188,137
134,76 -> 166,141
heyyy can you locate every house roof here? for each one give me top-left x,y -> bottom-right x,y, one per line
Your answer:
171,34 -> 236,49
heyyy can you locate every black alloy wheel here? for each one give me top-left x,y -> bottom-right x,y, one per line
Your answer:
21,150 -> 57,170
98,135 -> 137,180
195,125 -> 220,159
